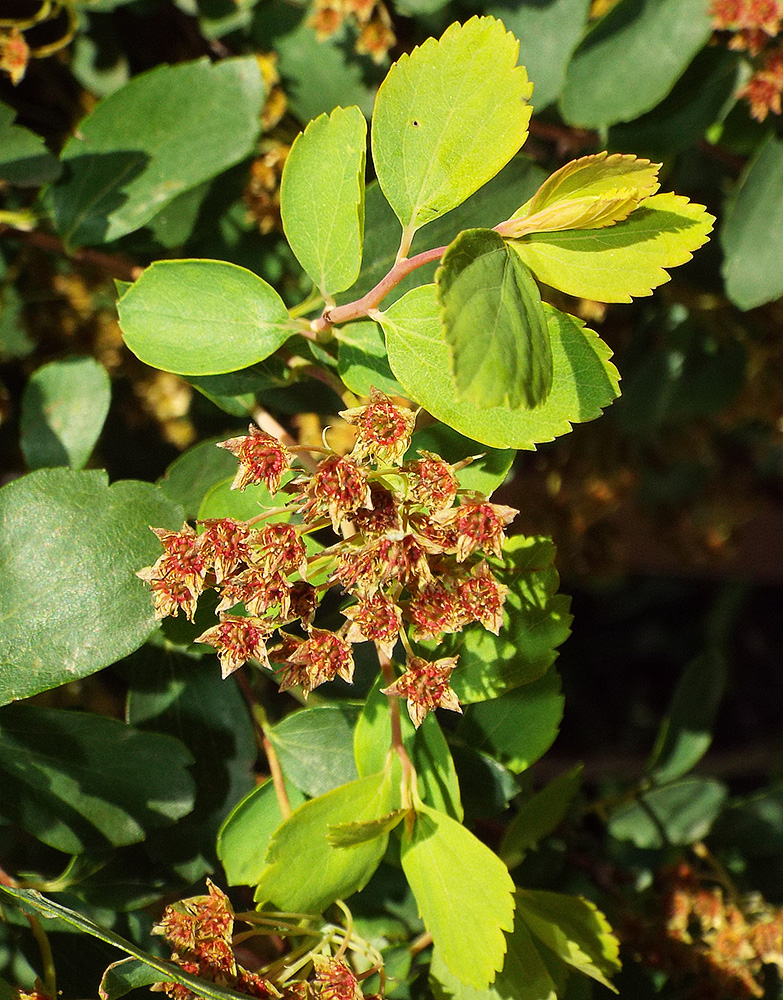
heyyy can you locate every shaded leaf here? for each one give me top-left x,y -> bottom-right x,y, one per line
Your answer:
0,469 -> 183,706
609,777 -> 728,849
401,803 -> 515,989
0,99 -> 61,186
100,958 -> 165,1000
500,766 -> 582,870
721,136 -> 783,310
559,0 -> 713,128
457,668 -> 564,773
0,704 -> 194,854
157,437 -> 242,520
372,17 -> 533,234
504,152 -> 660,237
217,778 -> 306,886
281,106 -> 366,296
52,57 -> 264,245
648,652 -> 727,784
117,259 -> 293,376
380,284 -> 620,449
268,704 -> 361,798
437,229 -> 552,409
20,357 -> 111,470
515,889 -> 620,991
254,771 -> 394,912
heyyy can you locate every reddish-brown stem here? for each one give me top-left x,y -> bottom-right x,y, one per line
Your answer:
0,225 -> 142,282
233,671 -> 292,819
376,644 -> 415,792
311,244 -> 447,332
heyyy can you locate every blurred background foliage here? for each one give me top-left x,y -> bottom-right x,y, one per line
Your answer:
3,0 -> 783,997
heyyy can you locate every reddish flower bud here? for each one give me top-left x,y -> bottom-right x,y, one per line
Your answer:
138,571 -> 201,622
343,592 -> 403,655
195,615 -> 275,677
249,521 -> 307,577
216,569 -> 291,621
197,518 -> 250,582
456,562 -> 509,634
382,654 -> 461,728
340,388 -> 416,466
217,425 -> 292,493
299,455 -> 372,531
406,581 -> 462,641
278,628 -> 354,696
435,500 -> 517,562
312,956 -> 363,1000
404,450 -> 459,511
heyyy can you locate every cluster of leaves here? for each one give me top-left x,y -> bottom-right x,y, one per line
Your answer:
2,3 -> 783,1000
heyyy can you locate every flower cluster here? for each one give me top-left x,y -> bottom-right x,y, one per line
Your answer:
139,389 -> 516,727
309,0 -> 396,63
711,0 -> 783,119
152,882 -> 379,1000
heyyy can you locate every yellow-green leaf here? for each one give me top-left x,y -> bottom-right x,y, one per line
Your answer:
371,17 -> 533,236
401,803 -> 515,989
501,151 -> 660,237
280,106 -> 366,296
509,192 -> 714,303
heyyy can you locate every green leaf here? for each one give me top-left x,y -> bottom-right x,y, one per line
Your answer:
354,674 -> 462,820
336,320 -> 405,397
486,0 -> 590,112
609,777 -> 728,849
722,136 -> 783,310
281,106 -> 366,296
511,193 -> 714,303
328,809 -> 407,846
158,437 -> 242,520
559,0 -> 713,129
500,766 -> 582,870
515,889 -> 621,991
0,99 -> 61,186
440,536 -> 572,703
197,474 -> 294,524
0,704 -> 194,854
380,284 -> 620,449
217,778 -> 306,886
0,469 -> 183,706
400,803 -> 515,989
125,648 -> 256,880
20,357 -> 111,470
100,958 -> 165,1000
430,914 -> 558,1000
504,152 -> 661,237
437,229 -> 552,409
52,57 -> 264,245
254,770 -> 395,912
0,886 -> 252,1000
268,704 -> 361,798
457,668 -> 564,773
648,652 -> 727,784
371,17 -> 533,234
117,259 -> 293,376
407,424 -> 514,498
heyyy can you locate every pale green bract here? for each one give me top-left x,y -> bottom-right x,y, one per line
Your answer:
371,17 -> 533,236
280,106 -> 366,296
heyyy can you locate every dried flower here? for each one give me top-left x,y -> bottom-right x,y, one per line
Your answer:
195,615 -> 275,677
382,653 -> 462,728
217,426 -> 292,493
312,956 -> 363,1000
436,500 -> 518,562
340,388 -> 416,466
343,592 -> 403,654
278,628 -> 355,696
404,451 -> 459,511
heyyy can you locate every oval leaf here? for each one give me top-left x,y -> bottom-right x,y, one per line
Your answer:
510,192 -> 714,303
437,229 -> 552,409
118,259 -> 293,375
281,105 -> 366,296
559,0 -> 713,129
380,284 -> 620,449
0,469 -> 183,706
371,17 -> 533,234
20,357 -> 111,470
52,57 -> 264,246
609,777 -> 728,849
